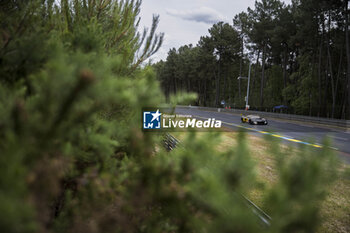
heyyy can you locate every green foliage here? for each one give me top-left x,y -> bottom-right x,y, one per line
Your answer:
286,55 -> 317,115
156,22 -> 243,107
264,136 -> 338,233
265,65 -> 284,107
0,0 -> 341,233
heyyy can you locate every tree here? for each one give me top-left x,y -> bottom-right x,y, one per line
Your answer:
0,0 -> 166,231
247,0 -> 283,109
206,22 -> 241,106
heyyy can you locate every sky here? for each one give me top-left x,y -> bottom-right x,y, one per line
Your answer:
138,0 -> 291,62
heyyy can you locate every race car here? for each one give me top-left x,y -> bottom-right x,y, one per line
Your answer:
241,115 -> 268,125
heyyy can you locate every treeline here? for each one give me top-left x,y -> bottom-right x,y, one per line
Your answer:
155,0 -> 350,119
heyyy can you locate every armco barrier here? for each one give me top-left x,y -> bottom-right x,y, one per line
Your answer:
177,106 -> 350,129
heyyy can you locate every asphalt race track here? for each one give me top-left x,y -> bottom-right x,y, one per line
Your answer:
175,106 -> 350,164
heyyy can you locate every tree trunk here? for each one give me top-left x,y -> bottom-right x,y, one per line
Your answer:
223,64 -> 227,102
345,0 -> 350,119
309,92 -> 312,116
327,11 -> 336,118
252,49 -> 260,108
328,46 -> 336,118
317,17 -> 325,117
215,62 -> 221,107
318,44 -> 323,117
335,47 -> 343,118
239,36 -> 244,99
198,80 -> 201,105
283,46 -> 287,89
309,54 -> 317,116
203,79 -> 207,106
323,69 -> 329,117
173,77 -> 177,94
260,43 -> 267,109
228,73 -> 232,106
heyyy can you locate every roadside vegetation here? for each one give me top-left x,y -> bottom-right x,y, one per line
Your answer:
154,0 -> 350,119
175,131 -> 350,233
225,132 -> 350,233
0,0 -> 346,233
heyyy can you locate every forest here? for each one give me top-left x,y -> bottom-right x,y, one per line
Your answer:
0,0 -> 347,233
154,0 -> 350,119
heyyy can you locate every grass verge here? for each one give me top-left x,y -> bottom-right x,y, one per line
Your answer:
172,130 -> 350,233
